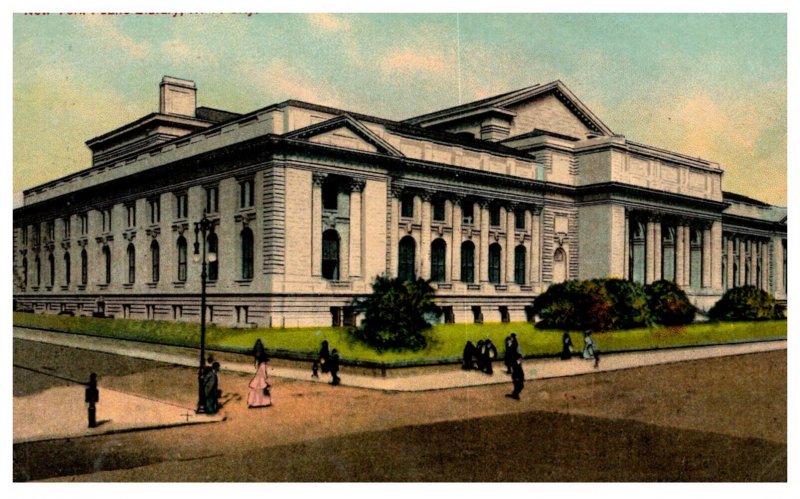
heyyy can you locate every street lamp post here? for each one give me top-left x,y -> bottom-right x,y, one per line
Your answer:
193,212 -> 216,414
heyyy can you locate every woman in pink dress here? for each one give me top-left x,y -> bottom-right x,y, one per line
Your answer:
247,353 -> 272,408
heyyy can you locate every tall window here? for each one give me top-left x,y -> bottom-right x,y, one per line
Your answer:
177,236 -> 187,282
21,227 -> 28,245
661,225 -> 676,282
398,236 -> 416,281
35,256 -> 41,286
322,181 -> 338,211
33,225 -> 40,245
80,249 -> 88,285
126,204 -> 136,227
22,257 -> 28,288
553,248 -> 567,284
488,243 -> 501,284
207,233 -> 219,281
102,246 -> 111,284
102,209 -> 112,232
515,209 -> 525,231
461,241 -> 475,283
241,228 -> 254,280
127,243 -> 136,284
206,186 -> 219,214
722,235 -> 728,291
629,220 -> 646,284
514,245 -> 526,284
489,206 -> 501,227
321,229 -> 340,280
744,240 -> 751,286
175,193 -> 188,219
64,252 -> 71,286
430,238 -> 446,282
80,213 -> 88,235
63,218 -> 70,239
240,179 -> 254,208
432,198 -> 446,222
151,240 -> 160,283
47,221 -> 55,241
48,253 -> 55,286
462,201 -> 474,226
401,193 -> 415,218
733,238 -> 740,288
755,242 -> 762,290
690,229 -> 703,288
149,198 -> 160,224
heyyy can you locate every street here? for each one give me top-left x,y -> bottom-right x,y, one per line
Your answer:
13,338 -> 786,481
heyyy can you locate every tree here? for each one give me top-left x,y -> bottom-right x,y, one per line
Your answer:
350,275 -> 440,352
708,286 -> 782,321
645,279 -> 696,325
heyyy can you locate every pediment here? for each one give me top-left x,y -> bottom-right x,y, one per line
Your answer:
285,114 -> 404,157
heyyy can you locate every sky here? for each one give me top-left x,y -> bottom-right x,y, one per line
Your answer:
12,12 -> 788,206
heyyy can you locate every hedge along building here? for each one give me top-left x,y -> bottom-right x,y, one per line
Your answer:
12,77 -> 787,327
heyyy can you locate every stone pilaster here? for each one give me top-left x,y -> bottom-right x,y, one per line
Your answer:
646,219 -> 656,284
311,172 -> 326,277
479,200 -> 490,283
348,179 -> 365,279
419,190 -> 433,280
505,204 -> 516,284
702,224 -> 712,288
451,197 -> 462,282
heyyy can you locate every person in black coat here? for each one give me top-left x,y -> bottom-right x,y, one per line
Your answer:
313,340 -> 331,377
560,332 -> 574,360
507,358 -> 525,400
475,340 -> 485,372
328,348 -> 341,386
252,338 -> 265,368
483,339 -> 497,375
462,341 -> 476,370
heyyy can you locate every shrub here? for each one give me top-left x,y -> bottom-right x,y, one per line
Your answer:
645,279 -> 696,326
350,275 -> 440,352
708,286 -> 782,321
533,278 -> 650,332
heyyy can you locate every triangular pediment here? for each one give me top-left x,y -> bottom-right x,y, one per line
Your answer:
285,114 -> 404,157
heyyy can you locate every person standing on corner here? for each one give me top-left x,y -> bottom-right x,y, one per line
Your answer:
561,331 -> 574,360
329,348 -> 341,386
203,362 -> 221,414
506,357 -> 525,400
85,372 -> 99,428
247,353 -> 272,408
313,340 -> 331,378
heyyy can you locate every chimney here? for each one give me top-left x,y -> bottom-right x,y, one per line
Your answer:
159,76 -> 196,117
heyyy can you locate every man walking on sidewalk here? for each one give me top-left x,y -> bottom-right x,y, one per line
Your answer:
506,357 -> 525,400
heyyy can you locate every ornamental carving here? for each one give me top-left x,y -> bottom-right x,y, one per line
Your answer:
349,178 -> 366,193
312,172 -> 328,186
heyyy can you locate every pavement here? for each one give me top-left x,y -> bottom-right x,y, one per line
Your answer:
13,326 -> 786,444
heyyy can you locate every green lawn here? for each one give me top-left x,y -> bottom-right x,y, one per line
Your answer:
13,312 -> 786,366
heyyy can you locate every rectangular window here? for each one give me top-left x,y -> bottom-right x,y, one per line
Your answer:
127,205 -> 136,227
462,202 -> 474,226
175,193 -> 188,219
63,218 -> 70,239
102,209 -> 112,232
33,225 -> 40,244
21,227 -> 27,245
149,199 -> 160,224
401,193 -> 414,218
240,179 -> 254,208
515,209 -> 525,231
47,221 -> 55,241
123,304 -> 131,319
206,186 -> 219,214
236,305 -> 249,324
80,214 -> 88,235
489,206 -> 501,227
432,198 -> 446,222
173,305 -> 183,320
146,304 -> 155,320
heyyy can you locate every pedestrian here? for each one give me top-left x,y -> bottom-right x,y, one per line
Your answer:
85,372 -> 99,428
247,353 -> 272,408
483,339 -> 497,375
582,331 -> 596,361
561,331 -> 574,360
506,357 -> 525,400
252,338 -> 265,369
475,339 -> 486,372
503,335 -> 514,374
314,340 -> 331,377
329,348 -> 341,386
203,362 -> 221,414
462,340 -> 476,370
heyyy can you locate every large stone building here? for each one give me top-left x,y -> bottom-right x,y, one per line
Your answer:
12,77 -> 787,327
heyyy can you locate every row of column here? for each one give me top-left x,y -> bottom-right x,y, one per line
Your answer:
723,235 -> 771,291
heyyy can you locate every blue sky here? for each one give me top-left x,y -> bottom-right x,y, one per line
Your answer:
12,12 -> 787,204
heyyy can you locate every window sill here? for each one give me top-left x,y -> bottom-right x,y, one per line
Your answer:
329,281 -> 352,289
97,284 -> 109,291
234,279 -> 253,286
435,283 -> 452,290
77,285 -> 86,291
60,285 -> 70,291
173,281 -> 186,288
519,285 -> 533,292
494,285 -> 508,291
466,284 -> 481,291
44,286 -> 53,291
147,282 -> 158,289
122,283 -> 134,289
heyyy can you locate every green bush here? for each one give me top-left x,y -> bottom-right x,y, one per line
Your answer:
533,278 -> 650,331
350,275 -> 440,352
708,286 -> 782,321
645,280 -> 696,325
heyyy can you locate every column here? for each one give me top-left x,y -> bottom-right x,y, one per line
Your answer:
750,239 -> 758,287
653,221 -> 662,282
623,211 -> 630,280
726,236 -> 734,289
419,191 -> 432,280
702,224 -> 712,288
505,204 -> 516,284
479,200 -> 490,283
645,218 -> 656,284
389,184 -> 401,277
348,179 -> 365,279
311,172 -> 326,277
738,239 -> 746,287
675,222 -> 685,286
710,221 -> 723,290
762,241 -> 770,290
525,208 -> 534,284
451,197 -> 462,283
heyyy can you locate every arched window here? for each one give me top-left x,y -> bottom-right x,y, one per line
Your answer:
80,249 -> 88,285
48,252 -> 55,287
430,238 -> 446,282
102,246 -> 111,284
398,236 -> 416,281
241,228 -> 254,280
514,245 -> 526,284
22,257 -> 28,289
150,240 -> 160,283
207,233 -> 219,282
661,225 -> 676,282
553,248 -> 568,284
127,243 -> 136,284
322,229 -> 340,280
177,237 -> 187,282
460,241 -> 475,283
64,252 -> 71,286
488,243 -> 501,284
629,220 -> 646,284
35,256 -> 41,287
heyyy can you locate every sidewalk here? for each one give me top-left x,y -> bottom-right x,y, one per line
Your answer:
13,326 -> 786,444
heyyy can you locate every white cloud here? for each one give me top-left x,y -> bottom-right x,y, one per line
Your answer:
79,15 -> 151,59
307,14 -> 352,32
235,60 -> 343,108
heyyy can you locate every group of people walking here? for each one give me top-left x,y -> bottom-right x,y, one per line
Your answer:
461,338 -> 499,374
311,340 -> 341,385
561,331 -> 600,368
